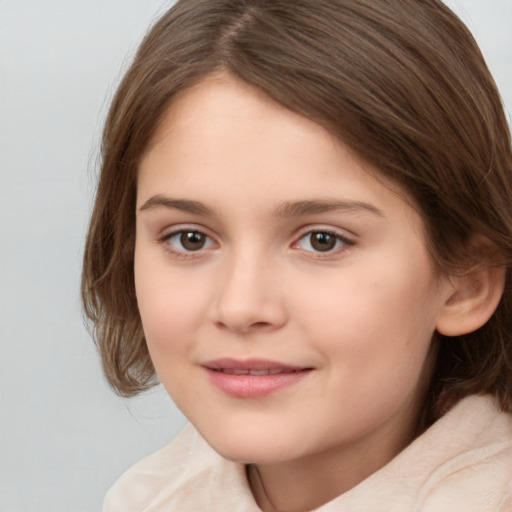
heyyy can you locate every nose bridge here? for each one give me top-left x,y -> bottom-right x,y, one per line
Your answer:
213,240 -> 286,332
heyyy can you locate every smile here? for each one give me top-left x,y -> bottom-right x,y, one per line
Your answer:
202,358 -> 312,398
215,368 -> 302,376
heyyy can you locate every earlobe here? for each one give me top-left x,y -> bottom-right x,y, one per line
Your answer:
436,264 -> 505,337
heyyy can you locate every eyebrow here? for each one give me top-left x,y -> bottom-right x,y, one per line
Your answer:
274,199 -> 384,218
139,195 -> 384,218
139,195 -> 214,216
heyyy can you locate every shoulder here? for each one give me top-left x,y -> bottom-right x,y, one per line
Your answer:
401,395 -> 512,511
102,424 -> 258,512
417,395 -> 512,511
322,395 -> 512,512
102,424 -> 211,512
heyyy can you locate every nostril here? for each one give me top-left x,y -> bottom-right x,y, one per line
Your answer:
252,321 -> 271,328
215,320 -> 271,330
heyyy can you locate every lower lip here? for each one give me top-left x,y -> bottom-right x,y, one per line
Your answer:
205,369 -> 311,398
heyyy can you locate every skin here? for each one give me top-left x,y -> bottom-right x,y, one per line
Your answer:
134,75 -> 457,511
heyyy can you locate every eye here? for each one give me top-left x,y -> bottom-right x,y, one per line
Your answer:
162,229 -> 216,253
295,230 -> 351,253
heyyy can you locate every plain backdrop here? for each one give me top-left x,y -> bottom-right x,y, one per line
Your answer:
0,1 -> 511,511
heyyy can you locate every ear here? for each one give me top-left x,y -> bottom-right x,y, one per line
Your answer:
436,262 -> 505,337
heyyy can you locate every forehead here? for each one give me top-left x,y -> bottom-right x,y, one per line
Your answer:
138,75 -> 420,225
145,74 -> 337,156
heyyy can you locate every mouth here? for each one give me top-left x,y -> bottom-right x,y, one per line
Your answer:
202,358 -> 312,398
214,368 -> 303,376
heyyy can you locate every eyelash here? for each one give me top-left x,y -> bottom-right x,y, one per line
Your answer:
158,227 -> 217,259
292,228 -> 355,257
158,227 -> 355,259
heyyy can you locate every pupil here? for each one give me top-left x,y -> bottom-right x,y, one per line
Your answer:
181,231 -> 205,251
311,232 -> 335,252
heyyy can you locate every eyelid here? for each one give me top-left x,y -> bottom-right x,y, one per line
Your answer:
291,225 -> 355,254
158,224 -> 219,257
156,223 -> 355,258
294,224 -> 356,240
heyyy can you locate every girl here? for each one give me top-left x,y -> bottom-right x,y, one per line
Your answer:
82,1 -> 512,510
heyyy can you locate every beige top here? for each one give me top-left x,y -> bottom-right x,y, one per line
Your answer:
104,395 -> 512,511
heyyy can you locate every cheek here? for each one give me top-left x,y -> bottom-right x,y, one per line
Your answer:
299,269 -> 437,342
134,256 -> 206,360
312,280 -> 438,433
293,257 -> 440,385
134,268 -> 207,408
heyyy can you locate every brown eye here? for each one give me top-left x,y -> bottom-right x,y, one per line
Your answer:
180,231 -> 206,251
295,230 -> 351,254
162,229 -> 215,254
310,232 -> 337,252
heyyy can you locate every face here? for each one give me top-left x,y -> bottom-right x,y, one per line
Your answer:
134,76 -> 454,471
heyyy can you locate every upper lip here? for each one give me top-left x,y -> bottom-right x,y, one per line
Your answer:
202,358 -> 310,374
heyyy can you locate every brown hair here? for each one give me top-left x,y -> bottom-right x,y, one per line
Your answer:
82,0 -> 512,423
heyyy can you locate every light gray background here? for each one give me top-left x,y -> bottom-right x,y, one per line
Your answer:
0,1 -> 511,511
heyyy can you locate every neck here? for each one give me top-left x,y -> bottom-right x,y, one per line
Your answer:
247,405 -> 421,512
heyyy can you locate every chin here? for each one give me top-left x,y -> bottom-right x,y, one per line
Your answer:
200,427 -> 298,465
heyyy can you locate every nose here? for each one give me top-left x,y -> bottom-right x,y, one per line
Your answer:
211,250 -> 287,334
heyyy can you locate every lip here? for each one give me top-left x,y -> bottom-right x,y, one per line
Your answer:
202,358 -> 312,398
